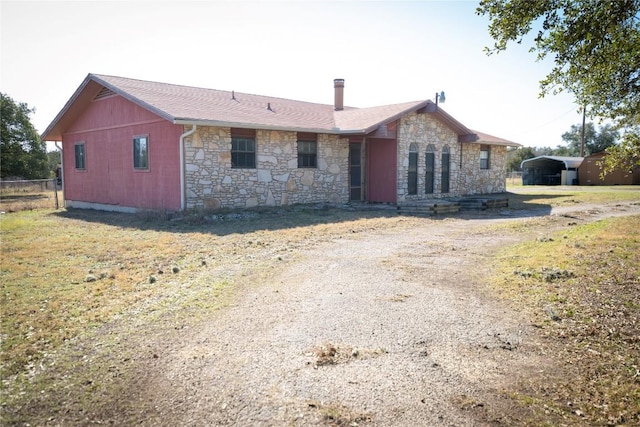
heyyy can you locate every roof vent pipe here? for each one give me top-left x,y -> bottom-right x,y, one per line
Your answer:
334,78 -> 344,111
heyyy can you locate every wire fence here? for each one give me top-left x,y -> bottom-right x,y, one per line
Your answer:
0,179 -> 60,212
506,171 -> 523,187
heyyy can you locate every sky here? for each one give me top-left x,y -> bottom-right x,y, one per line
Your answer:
1,0 -> 586,150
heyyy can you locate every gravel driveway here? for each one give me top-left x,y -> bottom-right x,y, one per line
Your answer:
112,212 -> 536,425
101,202 -> 637,427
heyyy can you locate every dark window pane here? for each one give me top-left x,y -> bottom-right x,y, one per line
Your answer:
441,152 -> 450,193
231,137 -> 256,168
408,152 -> 418,195
480,145 -> 490,169
75,144 -> 85,169
134,137 -> 148,170
298,140 -> 317,168
425,153 -> 434,194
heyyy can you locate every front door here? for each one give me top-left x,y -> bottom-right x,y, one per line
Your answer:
367,138 -> 397,203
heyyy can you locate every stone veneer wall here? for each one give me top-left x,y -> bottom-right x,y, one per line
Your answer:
397,112 -> 460,202
459,143 -> 508,195
183,126 -> 349,209
397,112 -> 509,201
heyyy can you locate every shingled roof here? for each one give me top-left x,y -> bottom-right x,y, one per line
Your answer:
42,74 -> 515,146
473,130 -> 518,146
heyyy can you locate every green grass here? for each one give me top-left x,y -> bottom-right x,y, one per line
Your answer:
490,215 -> 640,425
506,184 -> 640,210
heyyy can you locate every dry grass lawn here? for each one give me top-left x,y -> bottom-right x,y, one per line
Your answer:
490,214 -> 640,425
1,185 -> 639,425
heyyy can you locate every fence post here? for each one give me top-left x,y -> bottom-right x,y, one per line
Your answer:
53,178 -> 59,209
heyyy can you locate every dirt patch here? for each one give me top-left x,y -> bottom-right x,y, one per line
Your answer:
308,342 -> 387,367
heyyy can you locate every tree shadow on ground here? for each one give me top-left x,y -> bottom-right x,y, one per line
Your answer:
50,192 -> 563,237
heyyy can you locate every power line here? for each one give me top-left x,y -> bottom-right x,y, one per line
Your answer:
514,106 -> 578,137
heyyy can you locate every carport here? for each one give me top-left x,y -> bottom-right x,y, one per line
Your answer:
521,156 -> 583,185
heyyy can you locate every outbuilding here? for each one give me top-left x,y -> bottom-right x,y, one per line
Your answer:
521,156 -> 583,186
579,152 -> 640,185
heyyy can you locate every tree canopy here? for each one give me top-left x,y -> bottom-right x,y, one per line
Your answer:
477,0 -> 640,127
603,125 -> 640,175
560,123 -> 618,156
1,93 -> 49,180
506,146 -> 536,171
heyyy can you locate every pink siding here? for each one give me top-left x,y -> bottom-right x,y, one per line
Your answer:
62,95 -> 183,211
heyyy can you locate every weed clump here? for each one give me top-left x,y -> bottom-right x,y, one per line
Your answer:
512,267 -> 575,282
541,267 -> 575,282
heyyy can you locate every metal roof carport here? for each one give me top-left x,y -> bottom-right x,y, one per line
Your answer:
521,156 -> 583,185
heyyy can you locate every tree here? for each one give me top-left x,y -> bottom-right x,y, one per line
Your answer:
506,146 -> 535,171
47,150 -> 61,178
601,126 -> 640,176
534,146 -> 555,156
477,0 -> 640,127
552,145 -> 573,157
560,122 -> 618,156
0,93 -> 48,179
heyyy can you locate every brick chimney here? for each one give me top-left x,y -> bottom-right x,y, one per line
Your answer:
334,78 -> 344,111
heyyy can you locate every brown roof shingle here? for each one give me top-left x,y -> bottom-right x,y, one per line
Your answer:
472,130 -> 519,147
42,73 -> 518,147
94,74 -> 339,131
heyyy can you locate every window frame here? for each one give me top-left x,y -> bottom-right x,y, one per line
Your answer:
297,133 -> 317,168
480,145 -> 491,170
231,128 -> 256,169
74,142 -> 86,170
133,135 -> 149,171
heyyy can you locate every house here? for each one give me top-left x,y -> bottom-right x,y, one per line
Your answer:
42,74 -> 519,212
578,152 -> 640,185
521,156 -> 583,186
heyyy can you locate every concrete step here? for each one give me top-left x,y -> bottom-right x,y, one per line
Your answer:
457,197 -> 509,210
397,202 -> 461,216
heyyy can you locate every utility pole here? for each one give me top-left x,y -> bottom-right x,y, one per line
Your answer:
580,105 -> 586,157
